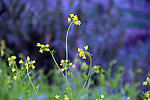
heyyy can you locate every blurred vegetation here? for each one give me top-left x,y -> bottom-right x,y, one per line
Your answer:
0,0 -> 150,99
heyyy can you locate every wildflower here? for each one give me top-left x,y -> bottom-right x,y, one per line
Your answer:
69,63 -> 72,66
27,56 -> 30,60
84,45 -> 88,50
61,59 -> 65,64
11,56 -> 16,60
41,44 -> 44,48
70,14 -> 74,18
143,81 -> 148,86
36,43 -> 41,47
100,94 -> 104,99
82,55 -> 86,59
7,57 -> 11,61
19,59 -> 24,64
32,65 -> 35,69
39,50 -> 43,53
65,60 -> 69,62
55,94 -> 60,99
68,17 -> 71,23
72,15 -> 78,21
1,50 -> 4,57
45,44 -> 49,47
64,95 -> 69,100
61,68 -> 65,72
147,77 -> 149,81
72,64 -> 75,68
11,68 -> 16,72
32,60 -> 36,64
74,21 -> 81,26
13,76 -> 17,80
64,66 -> 68,70
78,48 -> 81,52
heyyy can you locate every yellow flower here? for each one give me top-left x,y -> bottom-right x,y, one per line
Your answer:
11,68 -> 16,72
79,51 -> 84,57
41,44 -> 44,48
64,95 -> 69,100
61,68 -> 64,72
69,63 -> 72,66
146,93 -> 149,97
72,64 -> 75,68
82,55 -> 86,59
78,48 -> 81,52
55,94 -> 60,99
61,59 -> 64,64
65,60 -> 69,62
32,65 -> 35,69
39,49 -> 43,53
45,44 -> 49,47
73,15 -> 78,21
84,45 -> 88,50
100,94 -> 104,99
11,56 -> 16,60
68,17 -> 71,23
45,48 -> 50,51
70,14 -> 74,18
13,76 -> 17,80
74,21 -> 81,26
64,67 -> 68,70
7,57 -> 11,61
147,77 -> 149,81
19,59 -> 24,64
36,43 -> 41,47
25,63 -> 27,67
27,56 -> 30,60
143,81 -> 148,86
32,60 -> 36,64
1,50 -> 4,57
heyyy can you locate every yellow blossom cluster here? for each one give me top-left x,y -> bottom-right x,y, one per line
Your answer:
64,95 -> 69,100
22,56 -> 36,70
78,45 -> 88,59
60,59 -> 75,72
144,91 -> 150,100
55,94 -> 60,99
68,14 -> 81,26
7,55 -> 17,66
36,43 -> 50,53
143,77 -> 150,86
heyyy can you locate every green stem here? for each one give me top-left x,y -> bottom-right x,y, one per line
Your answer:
26,65 -> 39,100
77,54 -> 92,100
50,52 -> 65,78
65,21 -> 74,98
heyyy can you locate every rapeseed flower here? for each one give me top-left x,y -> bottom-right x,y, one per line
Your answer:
68,14 -> 81,26
55,94 -> 60,99
11,68 -> 16,72
19,59 -> 24,64
36,43 -> 50,53
78,45 -> 89,59
13,76 -> 17,80
64,95 -> 69,100
100,94 -> 104,99
143,81 -> 148,86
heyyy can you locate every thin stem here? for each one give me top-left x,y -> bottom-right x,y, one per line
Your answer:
26,65 -> 39,100
77,54 -> 92,100
65,21 -> 74,98
50,52 -> 65,78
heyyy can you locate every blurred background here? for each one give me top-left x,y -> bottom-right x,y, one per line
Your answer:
0,0 -> 150,87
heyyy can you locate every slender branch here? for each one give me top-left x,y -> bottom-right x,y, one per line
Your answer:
50,52 -> 65,78
77,53 -> 92,100
26,65 -> 39,100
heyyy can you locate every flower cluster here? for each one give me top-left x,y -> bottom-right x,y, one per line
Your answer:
7,56 -> 17,66
144,91 -> 150,100
68,14 -> 81,26
36,43 -> 50,53
78,45 -> 88,59
54,94 -> 69,100
143,77 -> 150,86
21,56 -> 36,70
60,59 -> 75,72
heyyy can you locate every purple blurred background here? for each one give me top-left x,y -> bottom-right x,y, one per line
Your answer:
0,0 -> 150,83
